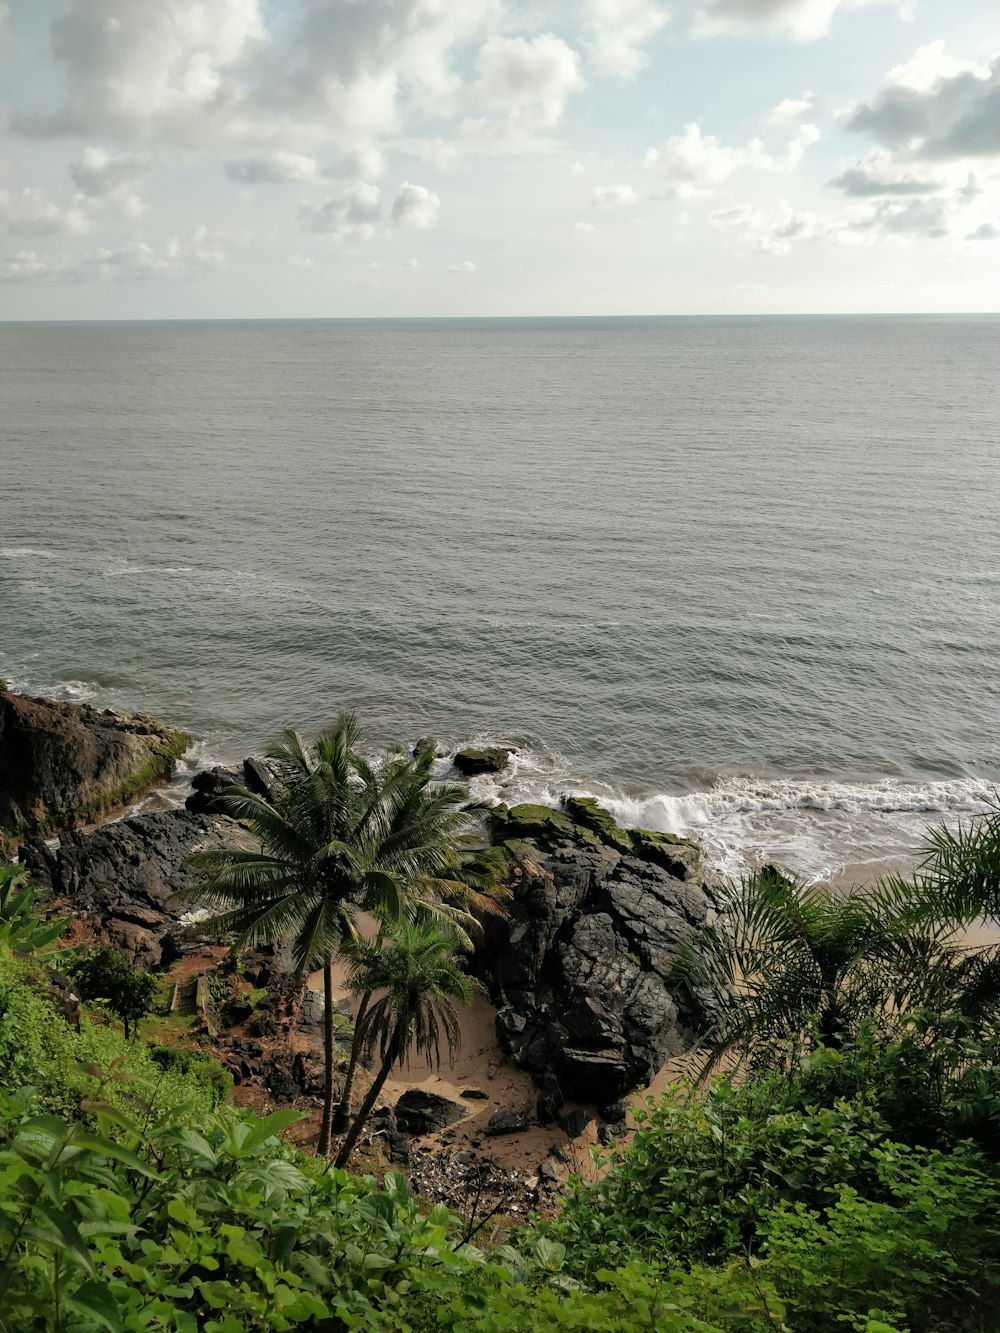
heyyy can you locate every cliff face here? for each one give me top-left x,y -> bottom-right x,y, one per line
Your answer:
0,688 -> 188,838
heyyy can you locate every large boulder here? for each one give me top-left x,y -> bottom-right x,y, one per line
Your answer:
22,809 -> 241,966
453,747 -> 514,777
0,688 -> 188,838
394,1089 -> 467,1136
478,800 -> 710,1105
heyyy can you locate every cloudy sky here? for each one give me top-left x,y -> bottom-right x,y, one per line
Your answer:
0,0 -> 997,317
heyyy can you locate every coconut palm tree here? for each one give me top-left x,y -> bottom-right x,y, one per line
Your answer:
334,920 -> 475,1169
673,861 -> 1000,1075
179,715 -> 505,1155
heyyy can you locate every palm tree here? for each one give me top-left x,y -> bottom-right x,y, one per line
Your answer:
334,920 -> 475,1169
905,797 -> 1000,926
179,715 -> 505,1155
673,862 -> 1000,1075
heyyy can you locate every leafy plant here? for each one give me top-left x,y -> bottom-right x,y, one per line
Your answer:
0,864 -> 68,956
69,947 -> 159,1041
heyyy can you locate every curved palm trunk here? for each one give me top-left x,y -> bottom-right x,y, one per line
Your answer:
333,1031 -> 402,1169
317,959 -> 336,1156
332,990 -> 371,1134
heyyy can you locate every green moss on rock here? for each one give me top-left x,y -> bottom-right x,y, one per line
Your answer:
629,827 -> 702,881
489,802 -> 575,843
0,688 -> 189,837
562,796 -> 633,852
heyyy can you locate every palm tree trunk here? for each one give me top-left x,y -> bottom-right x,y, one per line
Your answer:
317,959 -> 336,1156
332,990 -> 371,1133
333,1033 -> 401,1169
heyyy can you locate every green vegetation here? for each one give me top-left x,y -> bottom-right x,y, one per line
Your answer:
69,947 -> 160,1041
3,789 -> 1000,1328
0,863 -> 69,955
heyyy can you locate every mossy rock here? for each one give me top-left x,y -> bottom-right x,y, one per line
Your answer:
629,827 -> 702,881
0,688 -> 189,837
562,796 -> 633,853
489,802 -> 574,843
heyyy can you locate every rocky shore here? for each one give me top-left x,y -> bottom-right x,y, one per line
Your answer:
3,689 -> 711,1203
0,685 -> 188,841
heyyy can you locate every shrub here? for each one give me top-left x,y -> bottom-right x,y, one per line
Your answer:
69,946 -> 159,1040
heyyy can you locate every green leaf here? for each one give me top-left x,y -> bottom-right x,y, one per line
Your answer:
33,1205 -> 95,1273
65,1280 -> 124,1332
69,1130 -> 163,1180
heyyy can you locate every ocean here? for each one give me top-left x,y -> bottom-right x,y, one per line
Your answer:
2,315 -> 998,881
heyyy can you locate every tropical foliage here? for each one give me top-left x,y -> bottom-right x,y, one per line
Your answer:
334,920 -> 475,1167
673,859 -> 1000,1074
181,714 -> 505,1152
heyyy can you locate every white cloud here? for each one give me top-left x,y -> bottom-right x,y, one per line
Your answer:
473,34 -> 583,130
850,197 -> 951,238
829,150 -> 943,196
288,254 -> 316,269
402,256 -> 419,267
646,122 -> 819,197
87,225 -> 230,278
225,153 -> 322,184
70,145 -> 152,197
885,40 -> 990,94
18,0 -> 267,145
447,259 -> 476,273
848,44 -> 1000,159
335,146 -> 387,181
390,182 -> 440,229
574,220 -> 597,232
15,0 -> 500,154
967,222 -> 999,241
0,249 -> 61,281
768,92 -> 818,125
300,183 -> 381,239
0,187 -> 91,236
695,0 -> 902,43
584,0 -> 667,80
591,184 -> 640,207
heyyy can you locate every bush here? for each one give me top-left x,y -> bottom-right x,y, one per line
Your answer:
546,1074 -> 892,1275
69,945 -> 159,1040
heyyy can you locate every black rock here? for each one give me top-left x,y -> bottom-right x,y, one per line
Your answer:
559,1108 -> 592,1139
475,803 -> 711,1104
536,1071 -> 564,1126
243,756 -> 279,800
22,809 -> 238,966
394,1089 -> 467,1136
460,1088 -> 489,1100
185,765 -> 247,814
453,747 -> 515,777
486,1109 -> 529,1137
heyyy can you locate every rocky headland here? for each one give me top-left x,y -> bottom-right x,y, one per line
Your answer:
0,685 -> 188,841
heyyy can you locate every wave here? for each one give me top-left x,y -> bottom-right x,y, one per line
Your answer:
446,746 -> 994,885
0,547 -> 56,559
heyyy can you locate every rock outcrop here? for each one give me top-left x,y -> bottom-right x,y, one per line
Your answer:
477,799 -> 711,1105
394,1090 -> 467,1136
453,747 -> 515,777
23,809 -> 240,965
0,688 -> 188,837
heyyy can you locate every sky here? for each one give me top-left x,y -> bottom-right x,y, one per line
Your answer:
0,0 -> 997,317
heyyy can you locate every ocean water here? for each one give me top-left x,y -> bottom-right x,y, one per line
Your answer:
2,316 -> 999,881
